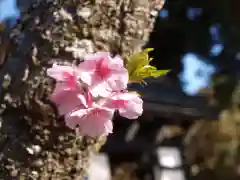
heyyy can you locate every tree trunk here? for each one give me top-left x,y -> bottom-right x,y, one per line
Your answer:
0,0 -> 164,179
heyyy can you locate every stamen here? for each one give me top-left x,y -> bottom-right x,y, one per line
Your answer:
112,99 -> 127,108
63,71 -> 76,88
95,58 -> 111,79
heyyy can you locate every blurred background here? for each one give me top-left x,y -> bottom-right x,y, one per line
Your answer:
89,0 -> 240,180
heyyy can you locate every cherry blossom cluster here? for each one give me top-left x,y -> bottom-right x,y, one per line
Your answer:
47,52 -> 143,137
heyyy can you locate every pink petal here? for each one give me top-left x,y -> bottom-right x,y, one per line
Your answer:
77,61 -> 96,86
84,52 -> 111,62
78,118 -> 113,137
78,52 -> 111,86
118,101 -> 143,119
50,83 -> 68,103
78,52 -> 111,74
78,52 -> 129,97
50,83 -> 90,115
54,92 -> 84,115
106,55 -> 129,90
67,106 -> 114,137
88,65 -> 128,96
118,93 -> 143,119
80,107 -> 114,137
109,55 -> 125,68
90,81 -> 112,97
65,108 -> 87,129
47,63 -> 75,81
106,68 -> 129,91
78,60 -> 97,72
104,92 -> 143,119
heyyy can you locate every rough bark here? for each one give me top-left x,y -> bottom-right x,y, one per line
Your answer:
0,0 -> 164,179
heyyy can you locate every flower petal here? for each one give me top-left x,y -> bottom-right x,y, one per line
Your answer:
51,83 -> 89,115
65,108 -> 87,129
109,55 -> 125,68
68,106 -> 114,137
90,81 -> 112,97
78,52 -> 129,97
118,99 -> 143,119
104,92 -> 143,119
84,52 -> 111,62
107,68 -> 129,91
47,63 -> 75,81
119,93 -> 143,119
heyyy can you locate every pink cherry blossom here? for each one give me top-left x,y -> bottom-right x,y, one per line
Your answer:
78,52 -> 129,97
103,91 -> 143,119
50,83 -> 92,115
47,63 -> 93,114
65,104 -> 114,137
46,52 -> 144,137
47,63 -> 81,90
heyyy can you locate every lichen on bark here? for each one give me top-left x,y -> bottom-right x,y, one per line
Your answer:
0,0 -> 164,179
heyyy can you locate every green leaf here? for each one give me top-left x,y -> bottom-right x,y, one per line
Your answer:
134,66 -> 169,79
126,48 -> 153,76
150,69 -> 170,78
126,48 -> 170,83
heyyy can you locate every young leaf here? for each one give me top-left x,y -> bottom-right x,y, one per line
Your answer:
126,48 -> 153,76
126,48 -> 170,83
149,69 -> 170,78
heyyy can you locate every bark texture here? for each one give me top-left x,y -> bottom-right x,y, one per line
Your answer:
0,0 -> 164,179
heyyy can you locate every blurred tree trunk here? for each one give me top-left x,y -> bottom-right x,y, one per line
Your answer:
0,0 -> 164,179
